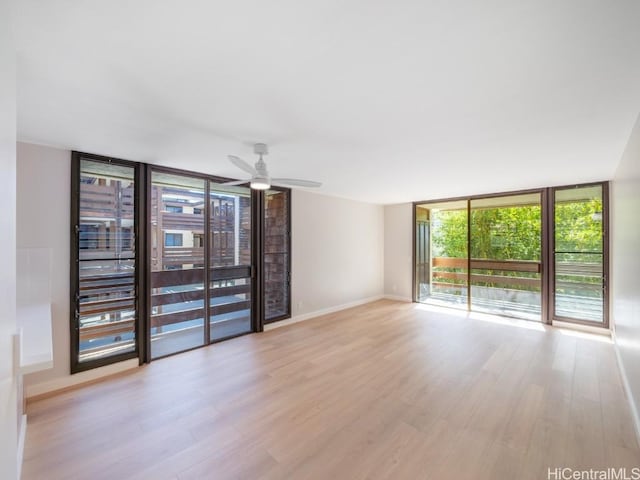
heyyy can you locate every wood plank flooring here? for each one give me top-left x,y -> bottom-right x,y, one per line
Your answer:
23,300 -> 640,479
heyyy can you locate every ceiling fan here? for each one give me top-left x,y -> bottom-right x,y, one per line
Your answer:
223,143 -> 322,190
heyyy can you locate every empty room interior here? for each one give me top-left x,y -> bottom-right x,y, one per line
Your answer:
2,1 -> 640,479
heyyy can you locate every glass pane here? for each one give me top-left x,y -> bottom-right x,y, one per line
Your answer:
150,172 -> 206,358
265,189 -> 290,320
554,185 -> 604,323
470,193 -> 542,321
415,200 -> 468,309
209,183 -> 252,341
210,278 -> 252,341
78,160 -> 136,362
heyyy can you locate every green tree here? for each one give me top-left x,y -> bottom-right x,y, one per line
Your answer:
431,199 -> 602,260
427,198 -> 603,292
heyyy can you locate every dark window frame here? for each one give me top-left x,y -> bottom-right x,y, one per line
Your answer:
70,151 -> 147,374
71,154 -> 293,371
147,165 -> 251,360
264,187 -> 292,324
547,181 -> 610,328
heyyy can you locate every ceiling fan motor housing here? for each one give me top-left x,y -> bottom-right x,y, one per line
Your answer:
254,143 -> 268,155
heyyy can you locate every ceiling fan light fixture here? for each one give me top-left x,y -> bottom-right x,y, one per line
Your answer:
250,176 -> 270,190
225,143 -> 320,190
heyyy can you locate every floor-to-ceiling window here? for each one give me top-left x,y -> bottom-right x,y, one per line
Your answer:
551,183 -> 608,326
414,183 -> 608,327
71,153 -> 143,373
469,193 -> 542,321
414,200 -> 468,309
264,188 -> 291,323
149,172 -> 207,358
209,182 -> 253,341
149,171 -> 257,358
70,153 -> 291,371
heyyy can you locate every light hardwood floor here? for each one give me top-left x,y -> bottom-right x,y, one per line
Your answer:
23,300 -> 640,479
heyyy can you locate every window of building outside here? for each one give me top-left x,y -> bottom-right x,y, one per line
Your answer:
164,233 -> 183,247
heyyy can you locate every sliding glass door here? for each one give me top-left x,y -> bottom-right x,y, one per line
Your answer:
552,184 -> 608,326
149,173 -> 257,358
470,193 -> 542,321
150,173 -> 207,358
414,194 -> 541,321
209,184 -> 253,341
414,200 -> 468,308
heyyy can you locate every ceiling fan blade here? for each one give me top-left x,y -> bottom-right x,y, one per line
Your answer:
271,178 -> 322,188
228,155 -> 257,176
220,180 -> 249,186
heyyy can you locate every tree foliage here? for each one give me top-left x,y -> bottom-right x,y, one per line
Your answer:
555,198 -> 603,254
431,199 -> 602,261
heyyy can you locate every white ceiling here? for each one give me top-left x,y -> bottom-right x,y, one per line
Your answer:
13,0 -> 640,204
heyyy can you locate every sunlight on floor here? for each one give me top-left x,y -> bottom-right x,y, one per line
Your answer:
468,311 -> 547,332
414,302 -> 546,331
556,327 -> 612,344
413,302 -> 612,343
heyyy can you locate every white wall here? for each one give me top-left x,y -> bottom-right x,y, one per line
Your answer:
17,143 -> 138,397
291,190 -> 384,317
383,203 -> 413,301
17,143 -> 70,390
611,112 -> 640,432
0,2 -> 18,477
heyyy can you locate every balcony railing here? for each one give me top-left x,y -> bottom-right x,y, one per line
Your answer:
431,257 -> 541,290
419,257 -> 602,321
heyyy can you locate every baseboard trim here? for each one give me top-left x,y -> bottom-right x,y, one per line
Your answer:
17,414 -> 26,479
25,358 -> 139,400
383,294 -> 413,302
264,295 -> 384,331
612,330 -> 640,447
